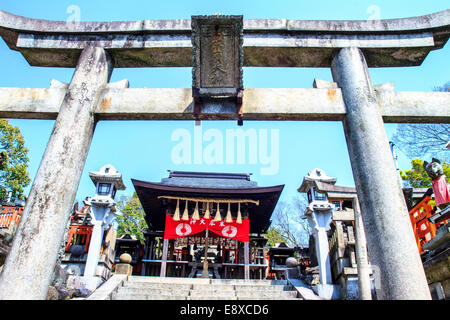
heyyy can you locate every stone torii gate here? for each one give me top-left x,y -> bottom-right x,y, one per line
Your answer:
0,10 -> 449,300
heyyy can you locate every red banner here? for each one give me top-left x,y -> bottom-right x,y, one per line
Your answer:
163,214 -> 249,242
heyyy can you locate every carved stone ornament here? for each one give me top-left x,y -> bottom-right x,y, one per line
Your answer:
192,15 -> 243,93
191,15 -> 244,125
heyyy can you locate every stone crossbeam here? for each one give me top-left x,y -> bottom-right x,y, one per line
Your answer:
0,86 -> 448,123
0,9 -> 449,67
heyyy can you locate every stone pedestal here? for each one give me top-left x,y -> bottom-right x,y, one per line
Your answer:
115,264 -> 133,276
115,253 -> 133,276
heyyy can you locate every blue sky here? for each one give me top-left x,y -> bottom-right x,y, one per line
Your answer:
0,0 -> 449,207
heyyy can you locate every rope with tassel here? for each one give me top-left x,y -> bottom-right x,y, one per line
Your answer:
158,195 -> 259,223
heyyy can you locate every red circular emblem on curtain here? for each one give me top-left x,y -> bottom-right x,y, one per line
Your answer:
175,223 -> 192,236
222,225 -> 238,238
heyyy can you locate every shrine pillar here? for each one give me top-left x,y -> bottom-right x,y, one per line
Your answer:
331,47 -> 430,300
0,46 -> 113,300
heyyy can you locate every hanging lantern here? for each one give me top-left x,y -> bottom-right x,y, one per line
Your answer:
192,201 -> 200,220
214,202 -> 222,221
173,199 -> 180,221
236,202 -> 242,224
226,202 -> 233,223
203,202 -> 210,219
181,200 -> 189,220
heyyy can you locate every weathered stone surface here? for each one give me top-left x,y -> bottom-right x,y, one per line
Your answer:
0,229 -> 13,263
54,283 -> 70,300
115,263 -> 133,276
0,9 -> 448,67
0,86 -> 448,123
46,286 -> 59,300
85,274 -> 127,300
0,45 -> 113,300
192,15 -> 243,90
66,275 -> 93,297
331,47 -> 431,300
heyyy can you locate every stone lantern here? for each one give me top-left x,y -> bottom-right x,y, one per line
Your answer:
83,164 -> 126,290
298,168 -> 340,299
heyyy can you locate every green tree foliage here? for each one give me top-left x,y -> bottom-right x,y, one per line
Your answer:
265,226 -> 289,247
400,158 -> 450,188
0,119 -> 30,201
115,192 -> 148,242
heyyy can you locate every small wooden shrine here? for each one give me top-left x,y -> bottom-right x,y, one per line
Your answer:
132,171 -> 284,279
267,242 -> 297,279
114,234 -> 144,275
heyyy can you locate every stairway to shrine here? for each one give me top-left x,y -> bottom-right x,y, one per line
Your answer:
111,276 -> 302,300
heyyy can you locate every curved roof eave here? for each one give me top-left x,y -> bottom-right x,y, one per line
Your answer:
131,178 -> 285,195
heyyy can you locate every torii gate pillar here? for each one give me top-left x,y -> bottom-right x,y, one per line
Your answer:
0,46 -> 113,300
331,47 -> 431,300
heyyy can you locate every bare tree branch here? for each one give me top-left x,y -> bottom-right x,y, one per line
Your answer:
392,81 -> 450,161
393,124 -> 450,160
270,194 -> 310,248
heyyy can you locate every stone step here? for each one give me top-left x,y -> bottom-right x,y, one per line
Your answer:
115,288 -> 298,299
234,290 -> 294,296
233,285 -> 291,291
113,292 -> 300,301
123,281 -> 192,290
188,296 -> 239,300
117,287 -> 191,296
126,277 -> 289,287
191,284 -> 236,291
113,293 -> 188,300
126,276 -> 209,285
189,290 -> 236,297
236,290 -> 299,298
191,283 -> 289,290
236,295 -> 301,300
210,279 -> 287,286
110,276 -> 302,301
188,294 -> 299,300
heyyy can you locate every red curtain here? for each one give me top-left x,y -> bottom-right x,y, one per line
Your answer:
163,214 -> 249,242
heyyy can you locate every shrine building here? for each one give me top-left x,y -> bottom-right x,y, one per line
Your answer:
132,170 -> 284,279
